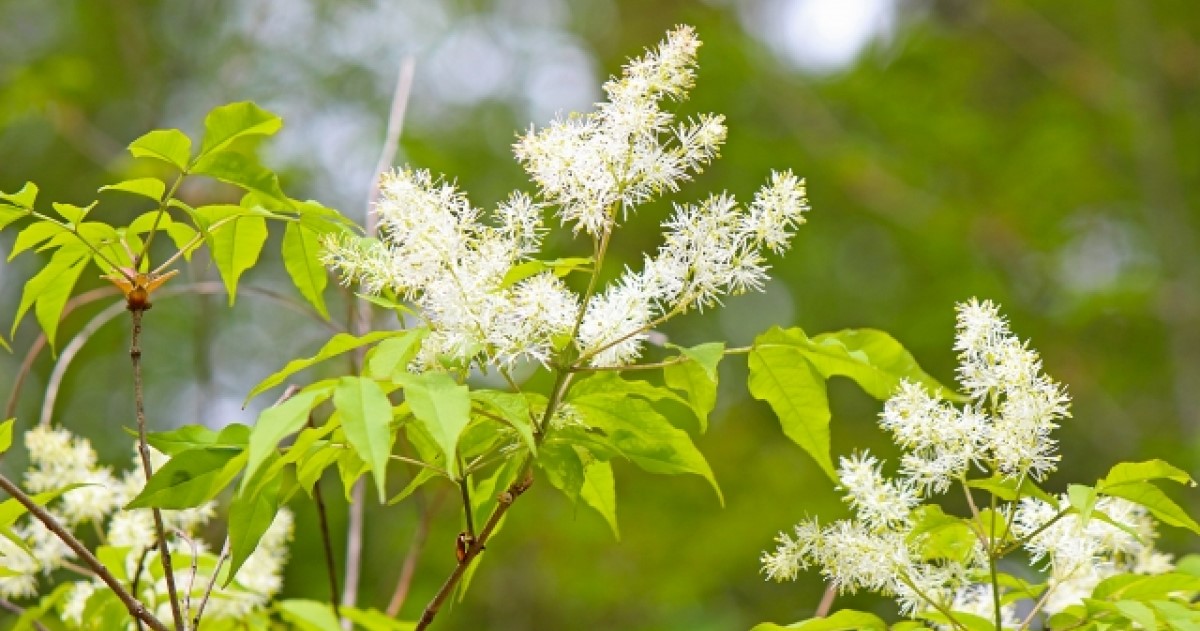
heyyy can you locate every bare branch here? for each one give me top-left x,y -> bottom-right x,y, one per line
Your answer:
0,473 -> 170,631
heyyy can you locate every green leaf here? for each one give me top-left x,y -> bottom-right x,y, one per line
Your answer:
0,205 -> 28,232
469,456 -> 524,533
670,341 -> 724,379
243,388 -> 332,491
127,448 -> 246,509
29,251 -> 88,351
919,610 -> 994,631
1093,572 -> 1200,601
296,445 -> 343,493
0,182 -> 39,210
1100,459 -> 1196,490
193,151 -> 290,206
500,260 -> 549,288
0,485 -> 85,529
470,390 -> 537,455
52,201 -> 94,223
129,129 -> 192,170
539,441 -> 586,503
339,606 -> 417,631
750,325 -> 956,479
395,372 -> 471,480
334,376 -> 394,502
200,206 -> 268,305
197,101 -> 283,158
806,328 -> 955,399
387,466 -> 442,505
336,445 -> 370,501
1150,600 -> 1200,630
907,505 -> 977,563
12,246 -> 86,338
1068,484 -> 1098,525
99,177 -> 166,201
9,220 -> 66,260
500,257 -> 593,288
580,460 -> 619,539
277,599 -> 342,631
226,473 -> 283,586
143,423 -> 249,456
570,372 -> 694,427
1101,481 -> 1200,534
663,343 -> 723,432
569,392 -> 722,504
0,419 -> 12,455
245,330 -> 404,403
748,340 -> 835,480
966,474 -> 1056,504
1114,600 -> 1159,630
10,584 -> 71,631
282,222 -> 330,319
750,610 -> 889,631
364,329 -> 428,381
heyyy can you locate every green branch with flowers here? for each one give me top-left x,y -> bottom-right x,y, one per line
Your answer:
0,25 -> 1195,631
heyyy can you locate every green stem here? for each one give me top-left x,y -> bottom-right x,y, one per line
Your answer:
135,172 -> 186,267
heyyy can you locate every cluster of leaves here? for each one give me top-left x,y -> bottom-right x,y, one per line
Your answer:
1,100 -> 352,353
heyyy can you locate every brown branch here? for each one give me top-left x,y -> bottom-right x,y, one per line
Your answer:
814,583 -> 837,617
129,307 -> 184,631
0,473 -> 170,631
414,471 -> 534,631
130,544 -> 153,631
191,538 -> 229,630
307,414 -> 342,618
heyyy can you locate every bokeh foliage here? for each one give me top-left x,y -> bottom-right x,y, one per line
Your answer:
1,1 -> 1197,628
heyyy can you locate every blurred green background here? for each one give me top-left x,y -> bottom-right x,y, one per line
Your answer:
2,0 -> 1198,628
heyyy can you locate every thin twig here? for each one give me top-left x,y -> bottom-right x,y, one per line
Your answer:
385,490 -> 444,617
307,414 -> 342,618
41,300 -> 128,426
5,286 -> 120,419
129,307 -> 185,631
814,583 -> 837,617
192,538 -> 229,631
0,472 -> 170,631
174,528 -> 200,625
458,463 -> 475,537
414,471 -> 534,631
342,56 -> 417,627
130,545 -> 153,631
366,56 -> 416,235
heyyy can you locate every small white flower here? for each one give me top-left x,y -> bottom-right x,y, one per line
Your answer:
836,452 -> 918,530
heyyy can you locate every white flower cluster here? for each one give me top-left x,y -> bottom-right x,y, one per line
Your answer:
881,298 -> 1070,493
761,453 -> 1014,625
324,26 -> 809,369
1,425 -> 292,628
1012,494 -> 1174,615
761,301 -> 1172,626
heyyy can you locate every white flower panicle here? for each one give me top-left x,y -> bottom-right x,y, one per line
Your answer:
879,299 -> 1070,490
515,25 -> 724,237
5,426 -> 293,626
1012,495 -> 1173,616
324,26 -> 810,371
764,300 -> 1177,626
953,299 -> 1070,480
836,452 -> 918,530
